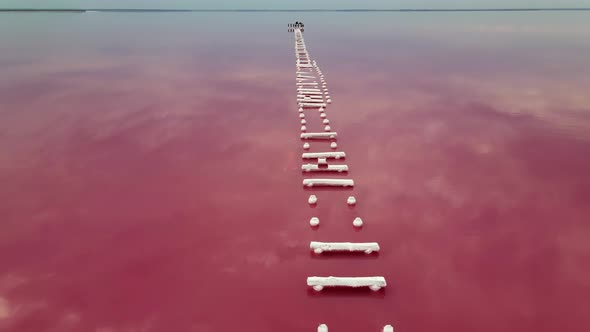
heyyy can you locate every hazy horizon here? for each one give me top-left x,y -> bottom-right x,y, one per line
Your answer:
2,0 -> 590,10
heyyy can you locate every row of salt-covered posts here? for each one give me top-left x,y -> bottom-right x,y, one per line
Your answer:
292,26 -> 395,332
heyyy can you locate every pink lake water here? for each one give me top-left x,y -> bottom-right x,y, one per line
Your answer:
1,11 -> 590,332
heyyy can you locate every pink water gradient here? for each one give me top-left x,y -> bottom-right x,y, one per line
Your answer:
1,12 -> 590,332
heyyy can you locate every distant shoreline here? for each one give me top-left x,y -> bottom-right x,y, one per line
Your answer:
1,8 -> 590,13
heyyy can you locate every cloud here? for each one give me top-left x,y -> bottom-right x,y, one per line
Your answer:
0,297 -> 11,320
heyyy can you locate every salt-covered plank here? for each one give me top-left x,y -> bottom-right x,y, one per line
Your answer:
301,164 -> 348,172
302,152 -> 345,159
310,241 -> 380,254
303,179 -> 354,187
307,276 -> 386,291
299,102 -> 326,106
300,132 -> 337,139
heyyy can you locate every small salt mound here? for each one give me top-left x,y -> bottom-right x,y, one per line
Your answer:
353,217 -> 363,227
383,325 -> 394,332
303,142 -> 310,150
301,125 -> 307,131
298,108 -> 304,113
327,99 -> 332,104
330,142 -> 337,149
310,217 -> 320,226
324,125 -> 331,131
347,196 -> 356,205
319,107 -> 324,112
299,113 -> 305,118
301,119 -> 306,124
318,324 -> 328,332
323,119 -> 330,124
320,113 -> 327,118
308,194 -> 317,205
318,158 -> 327,165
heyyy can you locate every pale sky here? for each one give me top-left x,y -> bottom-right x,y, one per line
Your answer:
3,0 -> 590,9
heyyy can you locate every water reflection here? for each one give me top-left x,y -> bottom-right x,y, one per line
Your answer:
1,11 -> 589,332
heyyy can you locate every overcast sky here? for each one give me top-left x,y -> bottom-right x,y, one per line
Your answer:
3,0 -> 590,9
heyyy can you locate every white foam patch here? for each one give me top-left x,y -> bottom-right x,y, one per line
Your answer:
353,217 -> 363,227
310,217 -> 320,226
308,194 -> 318,204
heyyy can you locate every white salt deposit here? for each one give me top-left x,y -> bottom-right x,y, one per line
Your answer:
347,196 -> 356,205
353,217 -> 363,227
308,194 -> 318,204
320,113 -> 327,118
303,179 -> 354,187
317,157 -> 327,165
318,324 -> 328,332
301,164 -> 348,172
299,113 -> 305,118
324,125 -> 331,131
301,119 -> 307,124
301,125 -> 307,131
310,217 -> 320,226
319,107 -> 325,112
307,276 -> 386,291
298,107 -> 304,112
330,142 -> 337,149
327,99 -> 332,104
302,152 -> 345,159
303,142 -> 310,150
322,119 -> 330,124
310,241 -> 380,254
383,325 -> 394,332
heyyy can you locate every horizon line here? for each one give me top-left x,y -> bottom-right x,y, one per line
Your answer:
2,8 -> 590,12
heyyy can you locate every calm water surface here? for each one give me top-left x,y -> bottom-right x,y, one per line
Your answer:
1,12 -> 590,332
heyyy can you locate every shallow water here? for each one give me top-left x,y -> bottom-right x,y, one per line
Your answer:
1,12 -> 590,332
